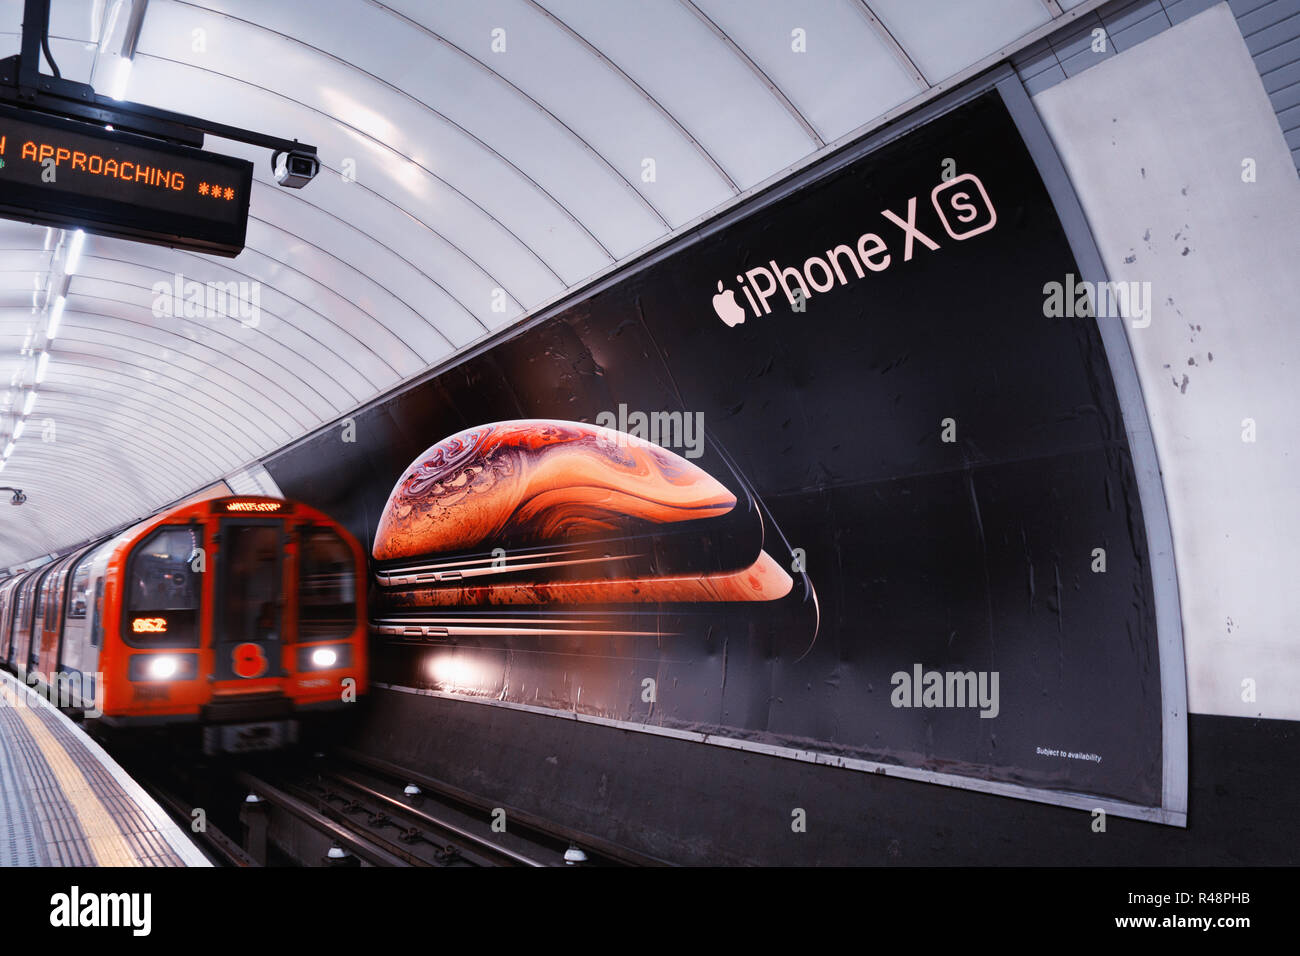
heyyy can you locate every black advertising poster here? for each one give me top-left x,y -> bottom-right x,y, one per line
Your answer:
265,90 -> 1164,809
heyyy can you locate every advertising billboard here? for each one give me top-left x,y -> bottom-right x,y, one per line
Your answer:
265,86 -> 1181,818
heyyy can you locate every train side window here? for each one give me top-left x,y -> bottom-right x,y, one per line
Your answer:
33,573 -> 51,633
125,525 -> 203,647
13,581 -> 29,638
15,578 -> 34,646
0,583 -> 15,655
67,555 -> 93,619
43,568 -> 62,626
90,579 -> 105,648
297,527 -> 356,640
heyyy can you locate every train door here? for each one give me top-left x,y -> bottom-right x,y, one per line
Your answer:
214,519 -> 284,682
37,556 -> 71,679
60,545 -> 103,710
18,569 -> 49,679
0,580 -> 14,665
9,575 -> 31,673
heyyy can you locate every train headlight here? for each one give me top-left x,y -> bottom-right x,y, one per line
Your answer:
128,653 -> 196,682
311,648 -> 338,669
297,645 -> 350,672
149,655 -> 179,680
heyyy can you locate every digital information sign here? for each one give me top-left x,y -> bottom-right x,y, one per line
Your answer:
216,499 -> 289,513
0,103 -> 253,256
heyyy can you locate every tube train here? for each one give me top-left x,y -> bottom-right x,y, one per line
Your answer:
0,495 -> 367,753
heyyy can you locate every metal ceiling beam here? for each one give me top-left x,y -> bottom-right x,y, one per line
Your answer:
855,2 -> 930,89
677,0 -> 825,148
6,0 -> 316,162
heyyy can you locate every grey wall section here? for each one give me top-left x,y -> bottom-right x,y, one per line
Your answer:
1231,0 -> 1300,169
1016,0 -> 1181,91
1017,0 -> 1300,171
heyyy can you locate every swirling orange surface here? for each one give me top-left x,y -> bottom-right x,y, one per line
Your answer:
373,419 -> 736,561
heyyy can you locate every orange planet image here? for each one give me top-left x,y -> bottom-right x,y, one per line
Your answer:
373,419 -> 737,561
373,419 -> 795,605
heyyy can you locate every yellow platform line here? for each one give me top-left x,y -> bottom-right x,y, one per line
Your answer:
0,679 -> 141,867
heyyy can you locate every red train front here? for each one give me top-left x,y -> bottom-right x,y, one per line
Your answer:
0,495 -> 367,753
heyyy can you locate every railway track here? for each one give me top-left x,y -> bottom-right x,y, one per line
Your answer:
262,766 -> 547,867
128,744 -> 653,867
140,777 -> 259,868
333,747 -> 665,867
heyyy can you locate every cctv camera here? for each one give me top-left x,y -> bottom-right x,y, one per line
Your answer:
273,149 -> 320,189
10,490 -> 25,505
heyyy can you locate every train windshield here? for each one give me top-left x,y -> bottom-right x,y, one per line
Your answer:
297,527 -> 356,639
126,525 -> 203,646
218,523 -> 281,645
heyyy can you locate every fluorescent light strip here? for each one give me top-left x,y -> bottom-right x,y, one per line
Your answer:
47,295 -> 65,340
64,230 -> 85,276
109,57 -> 132,101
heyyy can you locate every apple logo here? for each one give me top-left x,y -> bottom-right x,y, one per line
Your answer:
713,280 -> 747,328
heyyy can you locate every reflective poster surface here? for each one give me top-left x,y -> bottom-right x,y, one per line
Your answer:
267,91 -> 1164,808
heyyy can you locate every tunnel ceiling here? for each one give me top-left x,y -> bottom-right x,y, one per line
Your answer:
0,0 -> 1103,567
